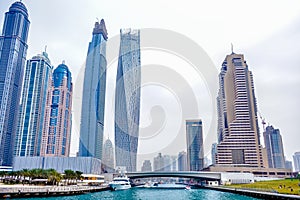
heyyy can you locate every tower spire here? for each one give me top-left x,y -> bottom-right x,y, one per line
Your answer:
231,43 -> 234,54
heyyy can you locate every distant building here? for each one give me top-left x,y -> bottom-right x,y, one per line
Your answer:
14,52 -> 53,157
41,63 -> 72,157
115,29 -> 141,172
154,153 -> 164,171
13,157 -> 102,175
178,151 -> 187,171
163,155 -> 172,172
0,1 -> 30,166
79,19 -> 108,160
211,143 -> 217,165
204,157 -> 211,168
102,138 -> 114,173
216,52 -> 264,167
171,156 -> 177,171
293,152 -> 300,172
141,160 -> 152,172
186,119 -> 204,171
263,125 -> 285,168
285,160 -> 293,171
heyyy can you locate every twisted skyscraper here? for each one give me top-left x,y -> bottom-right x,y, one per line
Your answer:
79,20 -> 107,160
115,29 -> 141,172
0,2 -> 30,166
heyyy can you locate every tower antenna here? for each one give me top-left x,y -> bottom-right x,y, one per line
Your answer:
44,45 -> 47,53
231,43 -> 234,54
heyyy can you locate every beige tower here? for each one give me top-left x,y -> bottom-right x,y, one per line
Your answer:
41,63 -> 73,157
216,52 -> 264,168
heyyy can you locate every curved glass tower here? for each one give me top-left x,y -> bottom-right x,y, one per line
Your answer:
0,2 -> 30,166
115,29 -> 141,172
79,20 -> 107,160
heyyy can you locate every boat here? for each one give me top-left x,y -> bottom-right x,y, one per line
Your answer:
109,174 -> 131,191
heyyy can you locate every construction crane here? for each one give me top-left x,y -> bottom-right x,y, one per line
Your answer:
258,111 -> 266,131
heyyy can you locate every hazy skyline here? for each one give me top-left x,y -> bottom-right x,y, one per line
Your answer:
0,0 -> 299,169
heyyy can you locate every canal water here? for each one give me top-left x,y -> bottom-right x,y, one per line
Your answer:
16,188 -> 260,200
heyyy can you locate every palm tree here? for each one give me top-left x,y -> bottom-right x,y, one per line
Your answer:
64,169 -> 76,185
75,171 -> 83,184
46,169 -> 62,186
21,169 -> 30,184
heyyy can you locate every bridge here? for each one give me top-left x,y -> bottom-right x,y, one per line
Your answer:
126,171 -> 221,180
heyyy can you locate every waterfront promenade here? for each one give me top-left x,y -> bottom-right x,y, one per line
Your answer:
206,186 -> 300,200
0,184 -> 109,198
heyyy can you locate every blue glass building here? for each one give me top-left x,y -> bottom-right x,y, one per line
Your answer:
0,2 -> 30,166
263,125 -> 285,169
115,29 -> 141,172
79,20 -> 107,160
14,52 -> 53,157
186,120 -> 204,171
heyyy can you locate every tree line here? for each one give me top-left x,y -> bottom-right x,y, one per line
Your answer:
0,169 -> 83,186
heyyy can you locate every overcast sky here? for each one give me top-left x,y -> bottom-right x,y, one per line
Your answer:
1,0 -> 299,170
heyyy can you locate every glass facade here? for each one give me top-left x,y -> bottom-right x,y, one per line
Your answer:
293,152 -> 300,172
79,20 -> 107,160
186,120 -> 204,171
264,125 -> 285,169
14,52 -> 53,157
178,151 -> 188,171
41,63 -> 72,157
115,29 -> 141,172
0,2 -> 30,166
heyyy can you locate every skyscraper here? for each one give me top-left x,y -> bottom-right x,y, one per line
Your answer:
186,119 -> 204,171
153,153 -> 164,171
211,143 -> 217,165
102,138 -> 114,173
79,20 -> 108,160
14,52 -> 53,157
115,29 -> 141,172
263,125 -> 285,169
216,52 -> 264,167
141,160 -> 152,172
285,160 -> 293,171
293,152 -> 300,172
178,151 -> 188,171
41,63 -> 72,157
0,2 -> 30,166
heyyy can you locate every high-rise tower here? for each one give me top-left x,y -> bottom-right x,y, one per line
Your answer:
102,138 -> 114,172
79,20 -> 107,160
293,152 -> 300,172
186,119 -> 204,171
264,125 -> 285,169
178,151 -> 188,171
115,29 -> 141,172
41,63 -> 72,157
216,52 -> 264,167
0,2 -> 30,166
14,52 -> 53,157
